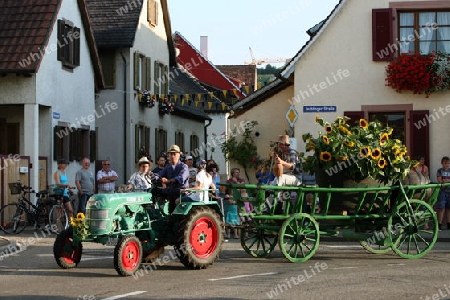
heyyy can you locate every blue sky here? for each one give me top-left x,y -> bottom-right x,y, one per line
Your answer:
168,0 -> 340,66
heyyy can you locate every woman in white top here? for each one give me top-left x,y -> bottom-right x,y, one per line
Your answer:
181,159 -> 218,202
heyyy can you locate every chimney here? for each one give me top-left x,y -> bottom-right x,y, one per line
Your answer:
200,36 -> 208,59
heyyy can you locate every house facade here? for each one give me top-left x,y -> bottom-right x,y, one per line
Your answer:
0,0 -> 103,204
231,0 -> 450,182
86,0 -> 213,183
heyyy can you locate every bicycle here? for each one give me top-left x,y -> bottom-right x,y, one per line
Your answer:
0,182 -> 51,234
48,186 -> 76,234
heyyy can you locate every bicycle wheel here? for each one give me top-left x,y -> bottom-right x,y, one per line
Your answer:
0,203 -> 28,234
49,205 -> 68,234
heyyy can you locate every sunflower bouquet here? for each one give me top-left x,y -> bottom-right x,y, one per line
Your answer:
301,115 -> 416,184
70,212 -> 89,240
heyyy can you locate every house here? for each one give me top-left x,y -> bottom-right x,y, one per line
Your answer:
85,0 -> 213,182
231,0 -> 450,183
0,0 -> 104,204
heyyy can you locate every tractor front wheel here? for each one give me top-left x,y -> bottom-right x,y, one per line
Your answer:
114,235 -> 143,276
174,206 -> 223,269
53,227 -> 82,269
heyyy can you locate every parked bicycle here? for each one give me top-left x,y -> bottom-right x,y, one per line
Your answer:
0,182 -> 51,234
48,186 -> 76,234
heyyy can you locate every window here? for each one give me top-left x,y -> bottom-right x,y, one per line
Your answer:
99,49 -> 116,89
155,128 -> 167,158
175,131 -> 185,151
399,11 -> 450,54
368,112 -> 406,143
153,61 -> 168,95
147,0 -> 158,26
133,52 -> 151,91
190,135 -> 200,155
135,124 -> 150,161
54,124 -> 95,162
57,19 -> 80,69
0,122 -> 19,155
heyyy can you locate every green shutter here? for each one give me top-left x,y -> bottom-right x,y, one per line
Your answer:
134,52 -> 140,90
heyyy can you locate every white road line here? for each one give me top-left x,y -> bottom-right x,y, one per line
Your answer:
101,291 -> 146,300
330,267 -> 358,270
209,272 -> 278,281
81,256 -> 114,261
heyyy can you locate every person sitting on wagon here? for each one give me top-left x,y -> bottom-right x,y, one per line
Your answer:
127,156 -> 154,192
152,144 -> 189,213
181,159 -> 218,203
270,135 -> 302,186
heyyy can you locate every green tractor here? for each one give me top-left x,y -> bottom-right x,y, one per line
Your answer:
53,191 -> 223,276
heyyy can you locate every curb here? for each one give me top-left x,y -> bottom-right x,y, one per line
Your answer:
0,237 -> 17,256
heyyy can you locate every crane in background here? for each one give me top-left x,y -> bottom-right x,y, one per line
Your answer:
244,47 -> 288,65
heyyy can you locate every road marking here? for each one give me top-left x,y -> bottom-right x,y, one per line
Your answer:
324,245 -> 363,248
330,267 -> 358,270
101,291 -> 146,300
209,272 -> 278,281
81,256 -> 113,261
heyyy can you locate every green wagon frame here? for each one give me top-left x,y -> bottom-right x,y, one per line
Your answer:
221,182 -> 450,262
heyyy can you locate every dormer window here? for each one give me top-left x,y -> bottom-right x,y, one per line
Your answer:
57,19 -> 80,69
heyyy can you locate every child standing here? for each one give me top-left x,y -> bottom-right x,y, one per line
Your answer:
436,156 -> 450,230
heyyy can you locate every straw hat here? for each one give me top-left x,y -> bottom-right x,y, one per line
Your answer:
277,135 -> 290,145
138,156 -> 152,166
167,144 -> 181,153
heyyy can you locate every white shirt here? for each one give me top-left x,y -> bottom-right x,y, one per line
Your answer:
190,170 -> 213,202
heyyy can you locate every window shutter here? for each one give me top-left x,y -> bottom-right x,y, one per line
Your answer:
344,111 -> 364,126
163,65 -> 169,94
57,20 -> 65,62
134,52 -> 140,90
146,57 -> 152,91
135,124 -> 140,161
410,110 -> 430,170
73,27 -> 81,66
154,60 -> 159,93
54,126 -> 62,160
145,127 -> 150,152
372,8 -> 394,61
90,130 -> 96,162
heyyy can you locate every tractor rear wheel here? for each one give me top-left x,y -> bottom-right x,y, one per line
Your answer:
114,235 -> 143,276
53,227 -> 82,269
174,206 -> 223,269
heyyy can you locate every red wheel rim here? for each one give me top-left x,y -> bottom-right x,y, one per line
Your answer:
121,241 -> 140,270
189,217 -> 218,258
61,236 -> 81,264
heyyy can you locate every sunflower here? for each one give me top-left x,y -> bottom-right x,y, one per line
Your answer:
315,114 -> 319,123
379,133 -> 389,146
343,140 -> 355,147
336,155 -> 348,161
338,125 -> 351,135
359,119 -> 369,129
76,212 -> 85,220
371,148 -> 381,160
322,135 -> 330,145
359,146 -> 371,158
325,125 -> 333,134
320,152 -> 332,162
378,159 -> 387,168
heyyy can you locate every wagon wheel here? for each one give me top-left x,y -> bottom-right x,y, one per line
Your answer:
278,213 -> 320,263
53,227 -> 82,269
114,235 -> 143,276
388,199 -> 438,259
240,220 -> 278,258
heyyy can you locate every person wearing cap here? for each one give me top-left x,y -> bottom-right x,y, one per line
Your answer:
54,158 -> 74,218
185,155 -> 197,188
153,144 -> 189,213
127,156 -> 154,192
97,160 -> 119,193
181,159 -> 218,203
271,134 -> 302,186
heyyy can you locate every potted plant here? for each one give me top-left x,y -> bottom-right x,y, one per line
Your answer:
301,115 -> 416,186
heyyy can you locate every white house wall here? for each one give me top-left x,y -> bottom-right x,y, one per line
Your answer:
293,0 -> 450,181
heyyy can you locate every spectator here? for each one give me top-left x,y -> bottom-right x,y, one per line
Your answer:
181,159 -> 218,202
75,157 -> 94,214
97,160 -> 119,193
413,155 -> 429,178
153,145 -> 189,213
127,156 -> 153,192
53,158 -> 74,218
152,155 -> 166,173
436,156 -> 450,230
271,135 -> 302,186
206,160 -> 220,195
255,162 -> 275,184
186,155 -> 197,188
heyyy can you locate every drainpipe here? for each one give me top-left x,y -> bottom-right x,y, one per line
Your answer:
204,119 -> 212,160
120,51 -> 127,178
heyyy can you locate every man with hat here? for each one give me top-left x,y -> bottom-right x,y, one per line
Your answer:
271,135 -> 302,186
153,145 -> 189,213
127,156 -> 154,192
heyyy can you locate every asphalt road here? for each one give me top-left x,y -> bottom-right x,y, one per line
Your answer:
1,229 -> 450,300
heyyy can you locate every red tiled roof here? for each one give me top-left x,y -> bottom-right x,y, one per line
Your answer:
0,0 -> 61,74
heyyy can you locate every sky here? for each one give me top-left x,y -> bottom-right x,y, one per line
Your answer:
168,0 -> 340,66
